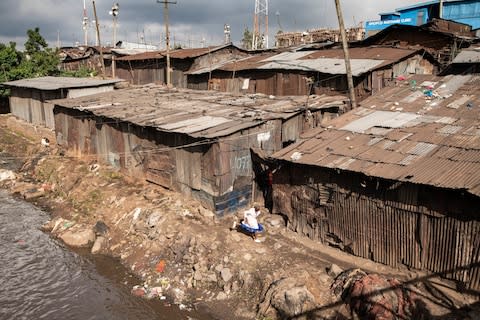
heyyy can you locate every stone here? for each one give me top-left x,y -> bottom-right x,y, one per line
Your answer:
59,229 -> 96,248
264,214 -> 285,228
273,243 -> 282,250
0,169 -> 16,182
221,268 -> 233,282
91,236 -> 106,254
206,273 -> 217,283
93,221 -> 109,236
147,210 -> 166,228
23,189 -> 45,200
255,248 -> 266,254
169,288 -> 185,304
198,206 -> 215,219
327,264 -> 343,278
193,271 -> 203,281
243,253 -> 252,261
282,286 -> 316,316
216,292 -> 228,300
319,273 -> 330,284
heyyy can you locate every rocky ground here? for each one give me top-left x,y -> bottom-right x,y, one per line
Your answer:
0,114 -> 478,320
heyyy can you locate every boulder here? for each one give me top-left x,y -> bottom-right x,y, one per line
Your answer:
93,221 -> 109,236
327,263 -> 343,278
0,169 -> 16,182
60,228 -> 96,248
258,277 -> 317,319
264,214 -> 285,228
221,268 -> 233,282
91,236 -> 106,254
147,210 -> 164,228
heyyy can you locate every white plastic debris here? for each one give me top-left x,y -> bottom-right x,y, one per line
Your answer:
290,152 -> 303,161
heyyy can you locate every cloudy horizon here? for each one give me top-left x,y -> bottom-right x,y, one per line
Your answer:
0,0 -> 421,50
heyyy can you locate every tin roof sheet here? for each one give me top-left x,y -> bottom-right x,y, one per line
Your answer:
116,44 -> 241,61
52,85 -> 347,139
190,46 -> 419,76
452,49 -> 480,64
257,58 -> 384,76
272,74 -> 480,197
2,76 -> 122,90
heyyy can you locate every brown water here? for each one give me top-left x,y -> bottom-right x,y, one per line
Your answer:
0,190 -> 211,320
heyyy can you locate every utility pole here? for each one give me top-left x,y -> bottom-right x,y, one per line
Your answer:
334,0 -> 356,108
157,0 -> 177,87
92,1 -> 106,79
439,0 -> 444,19
109,3 -> 120,78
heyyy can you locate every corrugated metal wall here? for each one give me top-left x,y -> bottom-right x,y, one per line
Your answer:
273,163 -> 480,290
10,88 -> 63,129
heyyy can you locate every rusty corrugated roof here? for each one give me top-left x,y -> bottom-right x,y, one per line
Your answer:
116,44 -> 242,61
273,74 -> 480,197
190,46 -> 421,76
52,85 -> 347,139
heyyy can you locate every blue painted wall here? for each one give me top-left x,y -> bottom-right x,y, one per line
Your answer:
365,0 -> 480,36
443,0 -> 480,28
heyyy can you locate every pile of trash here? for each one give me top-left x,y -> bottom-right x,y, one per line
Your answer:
331,269 -> 424,320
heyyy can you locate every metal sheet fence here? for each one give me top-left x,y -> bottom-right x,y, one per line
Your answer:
274,166 -> 480,291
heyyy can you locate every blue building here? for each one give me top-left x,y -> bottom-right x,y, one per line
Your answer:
365,0 -> 480,37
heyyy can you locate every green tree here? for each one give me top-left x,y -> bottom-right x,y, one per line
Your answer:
0,42 -> 22,81
241,27 -> 253,50
24,27 -> 48,56
19,27 -> 60,78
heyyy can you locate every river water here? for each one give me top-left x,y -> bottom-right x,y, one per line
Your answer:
0,190 -> 209,320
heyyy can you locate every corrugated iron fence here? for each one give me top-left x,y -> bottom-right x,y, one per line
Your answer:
273,163 -> 480,291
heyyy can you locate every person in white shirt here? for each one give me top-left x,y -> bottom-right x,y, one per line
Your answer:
241,204 -> 262,240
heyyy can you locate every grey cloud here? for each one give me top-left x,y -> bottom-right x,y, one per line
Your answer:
0,0 -> 421,49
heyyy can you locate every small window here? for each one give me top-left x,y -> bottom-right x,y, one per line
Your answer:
417,11 -> 425,25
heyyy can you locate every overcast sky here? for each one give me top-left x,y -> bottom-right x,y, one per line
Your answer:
0,0 -> 421,50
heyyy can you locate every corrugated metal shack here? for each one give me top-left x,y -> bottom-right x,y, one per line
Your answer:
187,46 -> 438,100
115,44 -> 250,86
270,74 -> 480,290
59,46 -> 112,75
2,77 -> 121,129
362,19 -> 477,68
52,86 -> 347,214
444,45 -> 480,74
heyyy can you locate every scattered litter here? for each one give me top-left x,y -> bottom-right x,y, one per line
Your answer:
332,269 -> 421,320
41,137 -> 50,147
89,163 -> 100,172
155,260 -> 166,273
345,136 -> 351,141
132,208 -> 142,221
290,152 -> 303,161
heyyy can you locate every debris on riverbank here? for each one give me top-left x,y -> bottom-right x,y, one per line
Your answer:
1,114 -> 478,320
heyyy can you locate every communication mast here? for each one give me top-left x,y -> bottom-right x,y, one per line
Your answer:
82,0 -> 89,45
252,0 -> 268,50
224,24 -> 231,43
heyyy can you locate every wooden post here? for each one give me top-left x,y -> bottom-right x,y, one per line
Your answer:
92,1 -> 106,79
334,0 -> 357,108
157,0 -> 177,87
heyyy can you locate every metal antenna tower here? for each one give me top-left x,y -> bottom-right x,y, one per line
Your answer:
252,0 -> 268,50
82,0 -> 89,45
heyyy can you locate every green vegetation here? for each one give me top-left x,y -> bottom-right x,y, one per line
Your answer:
0,27 -> 96,97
